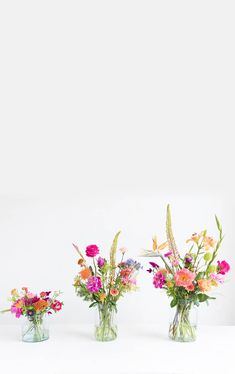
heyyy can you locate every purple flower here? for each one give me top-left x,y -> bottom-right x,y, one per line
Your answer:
97,256 -> 106,268
184,254 -> 193,264
153,272 -> 165,288
164,251 -> 172,257
149,262 -> 159,268
86,244 -> 99,257
11,306 -> 22,318
86,276 -> 102,293
27,309 -> 35,317
147,268 -> 152,273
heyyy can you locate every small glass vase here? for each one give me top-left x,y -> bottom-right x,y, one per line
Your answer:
22,314 -> 49,343
169,300 -> 198,342
95,304 -> 117,342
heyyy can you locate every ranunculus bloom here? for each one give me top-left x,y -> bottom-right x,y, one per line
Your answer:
110,288 -> 119,297
51,300 -> 63,312
217,260 -> 230,275
197,278 -> 212,292
153,271 -> 165,288
174,268 -> 196,288
86,276 -> 102,293
85,244 -> 99,257
185,283 -> 195,292
80,267 -> 92,280
97,257 -> 106,268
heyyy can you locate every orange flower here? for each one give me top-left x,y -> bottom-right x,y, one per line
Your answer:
203,236 -> 216,250
197,279 -> 212,292
33,299 -> 48,311
11,289 -> 18,296
152,236 -> 168,251
110,288 -> 119,297
186,233 -> 200,244
99,293 -> 106,302
78,258 -> 85,266
15,300 -> 24,308
80,267 -> 91,280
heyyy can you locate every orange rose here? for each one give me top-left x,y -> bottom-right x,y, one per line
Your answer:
197,279 -> 211,292
33,299 -> 48,311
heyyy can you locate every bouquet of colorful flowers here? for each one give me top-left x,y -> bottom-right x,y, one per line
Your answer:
141,205 -> 230,342
1,287 -> 63,342
73,231 -> 141,341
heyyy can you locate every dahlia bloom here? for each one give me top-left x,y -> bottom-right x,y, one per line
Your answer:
86,276 -> 102,293
86,244 -> 99,257
174,268 -> 196,288
153,271 -> 165,288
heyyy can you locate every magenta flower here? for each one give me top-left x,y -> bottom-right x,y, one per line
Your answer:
51,300 -> 63,312
11,305 -> 22,318
149,262 -> 159,268
97,256 -> 106,268
153,271 -> 165,288
86,276 -> 102,293
164,251 -> 172,257
86,244 -> 99,257
217,260 -> 230,275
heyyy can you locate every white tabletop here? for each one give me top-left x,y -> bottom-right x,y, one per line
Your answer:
0,324 -> 233,374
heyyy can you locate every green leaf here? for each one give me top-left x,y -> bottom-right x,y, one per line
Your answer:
110,231 -> 121,277
170,298 -> 177,308
89,302 -> 97,308
166,205 -> 180,260
198,293 -> 209,302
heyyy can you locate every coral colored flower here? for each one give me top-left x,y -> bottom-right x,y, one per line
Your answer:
185,283 -> 195,292
11,305 -> 22,318
86,244 -> 99,257
120,268 -> 132,278
33,299 -> 49,311
153,271 -> 165,288
51,300 -> 63,312
97,257 -> 106,268
80,267 -> 92,280
99,293 -> 106,302
217,260 -> 230,275
174,268 -> 196,288
197,279 -> 212,292
86,276 -> 102,293
110,288 -> 119,297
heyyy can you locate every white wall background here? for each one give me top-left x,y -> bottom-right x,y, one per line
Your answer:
0,1 -> 234,326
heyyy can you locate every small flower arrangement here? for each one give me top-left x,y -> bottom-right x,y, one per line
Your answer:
142,205 -> 230,342
1,287 -> 63,342
73,231 -> 141,341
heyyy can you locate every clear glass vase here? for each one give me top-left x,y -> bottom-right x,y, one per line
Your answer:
95,304 -> 117,342
169,301 -> 198,342
22,314 -> 49,343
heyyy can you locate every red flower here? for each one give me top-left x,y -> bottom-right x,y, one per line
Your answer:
51,300 -> 63,312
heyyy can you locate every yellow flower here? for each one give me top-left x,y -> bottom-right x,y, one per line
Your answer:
11,289 -> 18,296
152,236 -> 168,251
186,233 -> 200,244
99,293 -> 106,302
166,281 -> 174,288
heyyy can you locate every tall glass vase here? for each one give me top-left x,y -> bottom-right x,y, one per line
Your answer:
22,314 -> 49,342
95,304 -> 117,342
169,301 -> 198,342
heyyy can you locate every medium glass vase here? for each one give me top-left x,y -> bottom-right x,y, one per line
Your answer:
95,304 -> 117,342
169,301 -> 198,342
22,314 -> 49,342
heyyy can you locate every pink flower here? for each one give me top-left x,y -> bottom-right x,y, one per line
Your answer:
172,259 -> 179,266
86,244 -> 99,257
164,251 -> 173,257
51,300 -> 63,312
217,260 -> 230,275
153,271 -> 165,288
110,288 -> 119,296
174,268 -> 196,288
11,305 -> 22,318
210,273 -> 225,284
185,283 -> 195,292
86,276 -> 102,293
